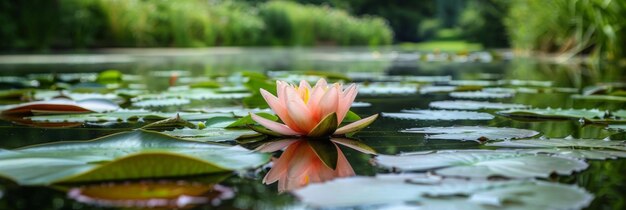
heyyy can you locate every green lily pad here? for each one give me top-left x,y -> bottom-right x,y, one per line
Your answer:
450,91 -> 513,99
162,128 -> 260,142
448,80 -> 497,86
487,138 -> 626,160
294,174 -> 592,209
376,150 -> 587,178
402,126 -> 539,142
0,130 -> 269,185
607,124 -> 626,131
487,138 -> 626,151
383,110 -> 494,121
497,108 -> 621,123
132,98 -> 191,108
572,94 -> 626,102
358,83 -> 418,95
27,110 -> 233,123
429,100 -> 529,110
135,88 -> 250,101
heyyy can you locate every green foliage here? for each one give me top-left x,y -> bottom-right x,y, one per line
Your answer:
2,0 -> 392,49
258,1 -> 392,46
505,0 -> 626,61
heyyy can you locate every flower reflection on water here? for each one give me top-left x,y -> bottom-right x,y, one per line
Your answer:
258,138 -> 375,192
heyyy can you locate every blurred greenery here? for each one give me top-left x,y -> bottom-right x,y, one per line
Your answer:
0,0 -> 392,50
1,0 -> 625,63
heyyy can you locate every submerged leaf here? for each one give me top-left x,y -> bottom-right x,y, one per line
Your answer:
402,126 -> 539,142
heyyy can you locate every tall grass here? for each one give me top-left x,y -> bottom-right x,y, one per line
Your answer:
2,0 -> 393,50
505,0 -> 625,61
259,1 -> 392,46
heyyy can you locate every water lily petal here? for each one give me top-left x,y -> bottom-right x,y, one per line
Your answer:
318,85 -> 339,119
250,113 -> 301,136
334,114 -> 378,135
260,89 -> 303,133
307,79 -> 328,120
337,84 -> 358,123
286,87 -> 316,132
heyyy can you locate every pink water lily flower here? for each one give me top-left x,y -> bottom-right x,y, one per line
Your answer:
250,79 -> 378,137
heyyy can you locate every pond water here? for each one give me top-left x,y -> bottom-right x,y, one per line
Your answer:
0,47 -> 625,209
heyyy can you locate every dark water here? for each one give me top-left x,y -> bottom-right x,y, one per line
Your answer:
0,47 -> 625,209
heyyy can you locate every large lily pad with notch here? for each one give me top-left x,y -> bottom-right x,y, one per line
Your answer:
383,110 -> 494,121
487,138 -> 626,160
162,128 -> 260,142
0,130 -> 269,185
293,174 -> 592,209
429,100 -> 529,110
450,91 -> 513,99
402,126 -> 539,142
375,150 -> 587,178
27,110 -> 233,123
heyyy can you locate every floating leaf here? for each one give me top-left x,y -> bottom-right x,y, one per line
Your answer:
572,94 -> 626,102
497,108 -> 616,122
376,150 -> 587,178
0,130 -> 269,185
429,100 -> 529,110
608,124 -> 626,131
162,128 -> 260,142
487,138 -> 626,160
141,115 -> 196,131
27,110 -> 233,123
294,174 -> 592,209
133,98 -> 191,108
358,83 -> 418,95
487,138 -> 626,151
450,91 -> 513,99
402,126 -> 539,142
383,110 -> 494,121
1,98 -> 119,115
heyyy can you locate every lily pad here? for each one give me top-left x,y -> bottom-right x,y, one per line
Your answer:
132,98 -> 191,108
607,124 -> 626,131
402,126 -> 539,142
487,138 -> 626,151
383,110 -> 494,121
135,88 -> 250,101
572,94 -> 626,102
497,108 -> 614,122
0,130 -> 269,185
487,138 -> 626,160
294,174 -> 592,209
375,150 -> 587,178
1,98 -> 119,115
358,83 -> 418,95
429,100 -> 529,110
450,91 -> 513,99
162,128 -> 260,142
27,110 -> 233,123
